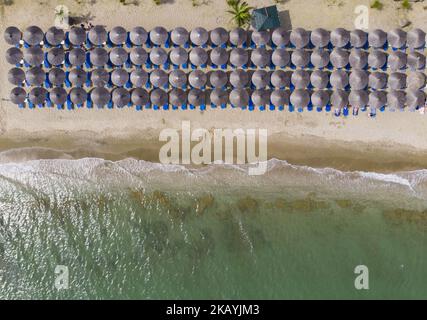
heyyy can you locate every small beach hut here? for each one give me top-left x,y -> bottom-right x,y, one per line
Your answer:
230,70 -> 249,88
91,87 -> 111,107
111,68 -> 129,87
23,26 -> 43,46
369,72 -> 388,90
150,69 -> 168,88
368,29 -> 387,49
169,69 -> 187,88
6,47 -> 23,65
272,27 -> 290,48
271,70 -> 291,89
291,70 -> 310,89
88,25 -> 108,46
388,72 -> 406,90
189,70 -> 208,89
272,48 -> 290,68
310,49 -> 330,69
68,27 -> 86,46
209,70 -> 228,88
252,70 -> 270,89
387,28 -> 406,50
130,69 -> 149,88
310,70 -> 329,89
407,29 -> 426,50
109,26 -> 127,46
10,87 -> 26,105
290,28 -> 310,49
171,27 -> 189,47
45,27 -> 64,46
4,26 -> 21,46
349,49 -> 368,69
251,5 -> 280,32
109,47 -> 128,66
311,28 -> 330,48
229,28 -> 247,47
150,26 -> 169,46
350,29 -> 367,48
349,70 -> 369,90
229,88 -> 249,108
25,67 -> 44,86
230,48 -> 249,68
112,88 -> 130,107
130,47 -> 148,66
8,68 -> 25,86
130,27 -> 148,46
190,27 -> 209,47
331,28 -> 350,48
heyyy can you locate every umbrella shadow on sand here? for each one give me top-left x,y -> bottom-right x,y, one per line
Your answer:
69,13 -> 95,26
278,10 -> 292,31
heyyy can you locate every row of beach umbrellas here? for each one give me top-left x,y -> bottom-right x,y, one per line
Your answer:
6,46 -> 427,70
5,26 -> 427,50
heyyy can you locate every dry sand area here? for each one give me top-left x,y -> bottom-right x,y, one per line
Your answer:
1,0 -> 427,171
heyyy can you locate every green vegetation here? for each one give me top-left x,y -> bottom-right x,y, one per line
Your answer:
370,0 -> 383,10
226,0 -> 253,28
401,0 -> 411,10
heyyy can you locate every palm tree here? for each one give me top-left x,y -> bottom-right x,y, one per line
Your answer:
226,0 -> 253,28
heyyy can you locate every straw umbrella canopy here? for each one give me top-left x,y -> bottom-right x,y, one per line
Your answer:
210,47 -> 229,66
149,47 -> 168,66
369,72 -> 388,90
210,89 -> 228,106
311,90 -> 330,108
169,69 -> 187,88
190,27 -> 209,46
368,50 -> 387,69
271,70 -> 291,88
48,68 -> 66,86
91,87 -> 111,107
130,27 -> 148,46
8,67 -> 25,85
111,68 -> 129,87
272,48 -> 290,68
369,90 -> 387,109
331,90 -> 349,109
407,28 -> 426,50
229,28 -> 247,47
112,88 -> 130,107
407,72 -> 426,90
169,89 -> 188,106
350,29 -> 367,48
129,47 -> 148,66
90,47 -> 109,67
131,88 -> 149,106
171,27 -> 189,46
189,70 -> 208,89
109,26 -> 127,45
169,47 -> 188,66
271,90 -> 290,107
230,48 -> 249,67
10,87 -> 26,105
349,90 -> 369,108
24,47 -> 43,66
290,89 -> 310,108
330,70 -> 349,89
387,28 -> 407,49
4,26 -> 21,46
331,28 -> 350,48
68,48 -> 85,66
310,70 -> 329,89
252,70 -> 270,89
29,87 -> 47,105
188,89 -> 206,106
251,30 -> 271,47
406,90 -> 425,110
387,90 -> 405,111
189,47 -> 208,66
349,70 -> 369,90
291,49 -> 310,68
6,47 -> 23,65
68,27 -> 86,46
130,69 -> 149,87
251,89 -> 270,107
311,28 -> 330,48
291,70 -> 310,89
25,67 -> 45,86
109,47 -> 128,66
211,27 -> 229,47
310,49 -> 330,69
150,69 -> 168,88
389,72 -> 406,90
349,49 -> 368,69
150,89 -> 168,107
229,70 -> 249,88
229,88 -> 249,108
91,68 -> 110,87
290,28 -> 310,49
388,51 -> 407,71
88,25 -> 108,46
272,27 -> 290,48
368,29 -> 387,48
330,48 -> 349,69
150,26 -> 168,46
50,87 -> 67,105
23,26 -> 43,46
408,52 -> 426,70
209,70 -> 228,88
69,68 -> 87,87
45,26 -> 64,46
47,47 -> 65,66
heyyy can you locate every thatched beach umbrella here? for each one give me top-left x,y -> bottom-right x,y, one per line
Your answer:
109,47 -> 128,66
169,47 -> 188,66
387,90 -> 405,111
150,69 -> 168,88
229,88 -> 249,108
251,30 -> 270,47
189,47 -> 208,66
150,26 -> 168,46
25,67 -> 44,86
171,27 -> 189,46
310,70 -> 329,89
272,48 -> 290,68
229,28 -> 247,47
369,72 -> 388,90
210,89 -> 228,106
388,28 -> 406,49
130,27 -> 148,46
272,27 -> 290,48
111,68 -> 129,87
8,68 -> 25,86
112,88 -> 130,107
91,68 -> 110,87
368,50 -> 387,69
330,48 -> 349,69
23,26 -> 43,46
45,26 -> 64,46
150,89 -> 168,107
150,47 -> 168,66
68,27 -> 86,46
349,69 -> 369,90
230,69 -> 249,88
291,70 -> 310,89
68,48 -> 85,66
230,48 -> 249,67
407,28 -> 426,50
349,90 -> 369,108
47,47 -> 65,66
169,89 -> 187,107
169,69 -> 187,88
91,87 -> 111,107
406,89 -> 425,110
109,26 -> 127,45
407,52 -> 426,70
251,89 -> 270,107
10,87 -> 26,105
271,90 -> 290,107
130,69 -> 149,87
291,49 -> 310,68
210,47 -> 229,66
310,49 -> 330,69
6,47 -> 23,65
331,28 -> 350,48
330,70 -> 349,89
69,68 -> 87,87
388,51 -> 407,71
130,47 -> 148,66
48,68 -> 66,86
369,90 -> 387,109
290,89 -> 310,108
29,87 -> 47,105
252,70 -> 270,89
290,28 -> 310,49
389,72 -> 406,90
50,87 -> 67,106
311,90 -> 330,108
311,28 -> 330,48
24,47 -> 43,66
189,70 -> 207,89
349,49 -> 368,69
190,27 -> 209,46
4,26 -> 21,46
211,27 -> 229,47
90,47 -> 109,67
209,70 -> 228,88
331,90 -> 349,109
368,29 -> 387,48
188,88 -> 205,106
407,71 -> 426,90
88,25 -> 108,46
350,29 -> 367,48
271,70 -> 291,88
131,88 -> 149,107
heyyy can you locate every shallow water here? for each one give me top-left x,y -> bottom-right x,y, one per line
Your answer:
0,158 -> 426,299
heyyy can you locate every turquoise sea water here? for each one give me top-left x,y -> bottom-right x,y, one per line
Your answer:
0,158 -> 426,299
